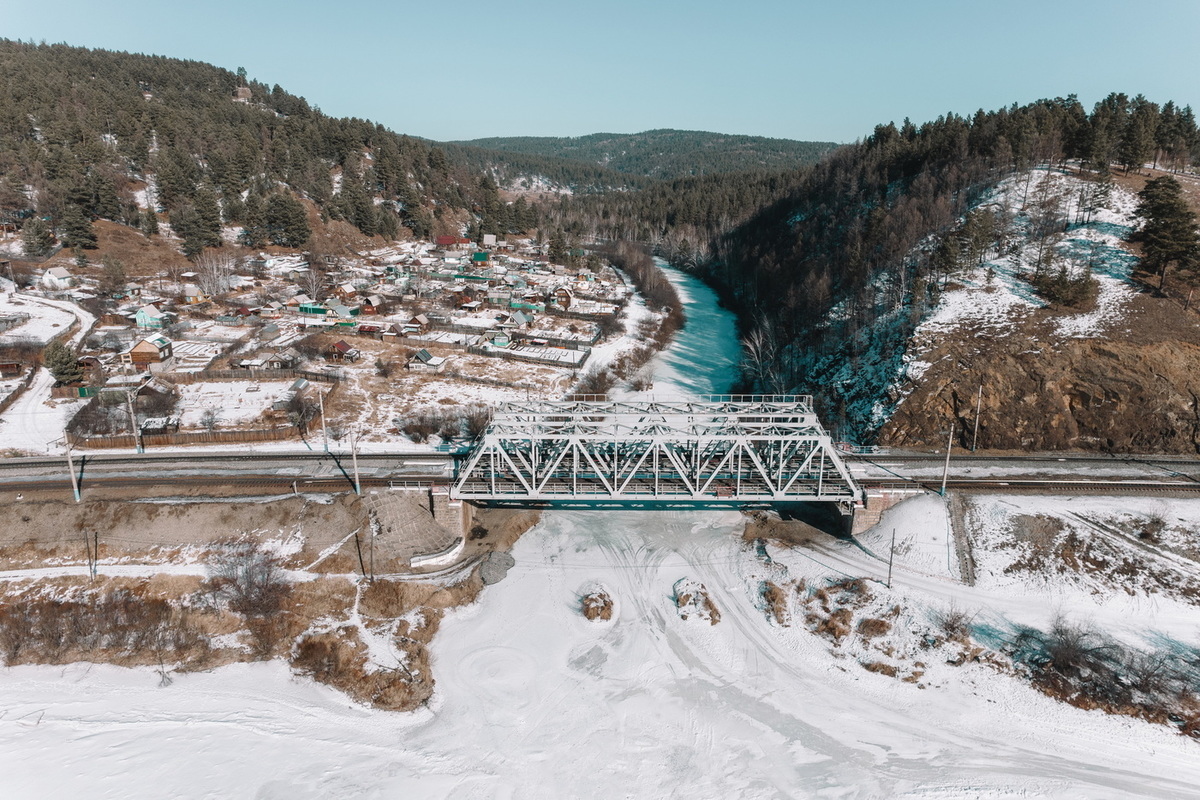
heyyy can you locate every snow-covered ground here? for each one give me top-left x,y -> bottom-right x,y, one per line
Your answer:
0,293 -> 96,453
0,291 -> 89,346
0,367 -> 86,453
4,502 -> 1200,798
175,380 -> 294,428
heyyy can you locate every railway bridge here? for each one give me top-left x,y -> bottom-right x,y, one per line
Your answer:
450,395 -> 864,512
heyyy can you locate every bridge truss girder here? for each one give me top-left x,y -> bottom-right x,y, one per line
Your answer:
452,396 -> 863,507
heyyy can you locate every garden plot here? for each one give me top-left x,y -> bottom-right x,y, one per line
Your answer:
171,340 -> 227,372
175,381 -> 293,428
186,320 -> 252,342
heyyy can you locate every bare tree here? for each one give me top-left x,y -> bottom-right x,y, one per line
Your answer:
297,267 -> 326,302
194,250 -> 237,297
199,407 -> 220,432
742,314 -> 788,394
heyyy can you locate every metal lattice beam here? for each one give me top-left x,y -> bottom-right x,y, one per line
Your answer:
452,395 -> 863,507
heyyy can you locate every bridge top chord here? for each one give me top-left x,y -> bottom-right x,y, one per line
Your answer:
486,395 -> 822,440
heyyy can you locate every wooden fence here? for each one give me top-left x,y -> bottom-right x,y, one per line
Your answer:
0,366 -> 38,416
68,425 -> 297,450
155,367 -> 343,384
466,344 -> 590,369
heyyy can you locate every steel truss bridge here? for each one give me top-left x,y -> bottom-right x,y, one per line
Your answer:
451,395 -> 864,510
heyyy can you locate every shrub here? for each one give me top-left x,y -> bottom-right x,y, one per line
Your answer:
206,541 -> 292,617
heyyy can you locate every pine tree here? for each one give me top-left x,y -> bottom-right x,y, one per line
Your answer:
194,186 -> 223,247
549,231 -> 568,265
265,192 -> 310,247
1119,95 -> 1158,174
142,208 -> 159,236
61,203 -> 97,249
22,217 -> 54,257
43,340 -> 83,384
97,255 -> 127,297
171,205 -> 207,258
239,193 -> 267,247
1135,176 -> 1200,293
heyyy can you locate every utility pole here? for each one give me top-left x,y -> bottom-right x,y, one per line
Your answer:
351,429 -> 361,496
64,439 -> 80,502
887,528 -> 896,589
971,384 -> 983,452
368,526 -> 375,583
84,530 -> 97,581
319,389 -> 328,453
126,390 -> 143,453
940,422 -> 954,497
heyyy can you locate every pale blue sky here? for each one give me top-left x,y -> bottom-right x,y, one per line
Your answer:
5,0 -> 1199,143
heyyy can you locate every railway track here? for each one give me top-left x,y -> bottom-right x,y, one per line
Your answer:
0,474 -> 451,494
863,478 -> 1200,494
5,471 -> 1199,499
0,450 -> 456,471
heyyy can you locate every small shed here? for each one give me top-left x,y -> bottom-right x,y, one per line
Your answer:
407,348 -> 446,372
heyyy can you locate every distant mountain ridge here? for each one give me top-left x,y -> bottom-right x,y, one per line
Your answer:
450,129 -> 841,180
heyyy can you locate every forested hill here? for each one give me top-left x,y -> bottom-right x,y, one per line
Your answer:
437,142 -> 647,194
0,40 -> 526,250
452,130 -> 840,180
692,94 -> 1200,438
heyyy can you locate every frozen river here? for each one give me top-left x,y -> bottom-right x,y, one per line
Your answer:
644,260 -> 741,395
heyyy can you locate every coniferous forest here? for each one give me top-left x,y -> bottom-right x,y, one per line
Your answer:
0,40 -> 530,252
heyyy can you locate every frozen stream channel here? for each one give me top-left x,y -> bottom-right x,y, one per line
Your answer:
1,265 -> 1199,798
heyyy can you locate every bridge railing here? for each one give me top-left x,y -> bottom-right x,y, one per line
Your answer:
554,394 -> 814,405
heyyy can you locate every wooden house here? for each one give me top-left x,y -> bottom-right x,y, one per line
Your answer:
552,287 -> 574,309
326,340 -> 361,362
120,335 -> 173,369
334,282 -> 359,303
361,294 -> 387,315
265,348 -> 301,370
182,284 -> 209,304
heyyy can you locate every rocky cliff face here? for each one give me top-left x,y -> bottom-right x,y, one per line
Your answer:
880,295 -> 1200,454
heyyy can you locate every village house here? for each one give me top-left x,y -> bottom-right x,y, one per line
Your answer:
326,340 -> 360,362
120,335 -> 174,371
271,378 -> 310,411
182,284 -> 209,304
435,235 -> 471,251
361,294 -> 387,315
265,347 -> 301,370
134,304 -> 169,330
134,376 -> 179,410
552,287 -> 574,310
40,266 -> 74,291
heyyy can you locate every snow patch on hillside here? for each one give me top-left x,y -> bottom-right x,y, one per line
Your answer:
883,167 -> 1141,426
